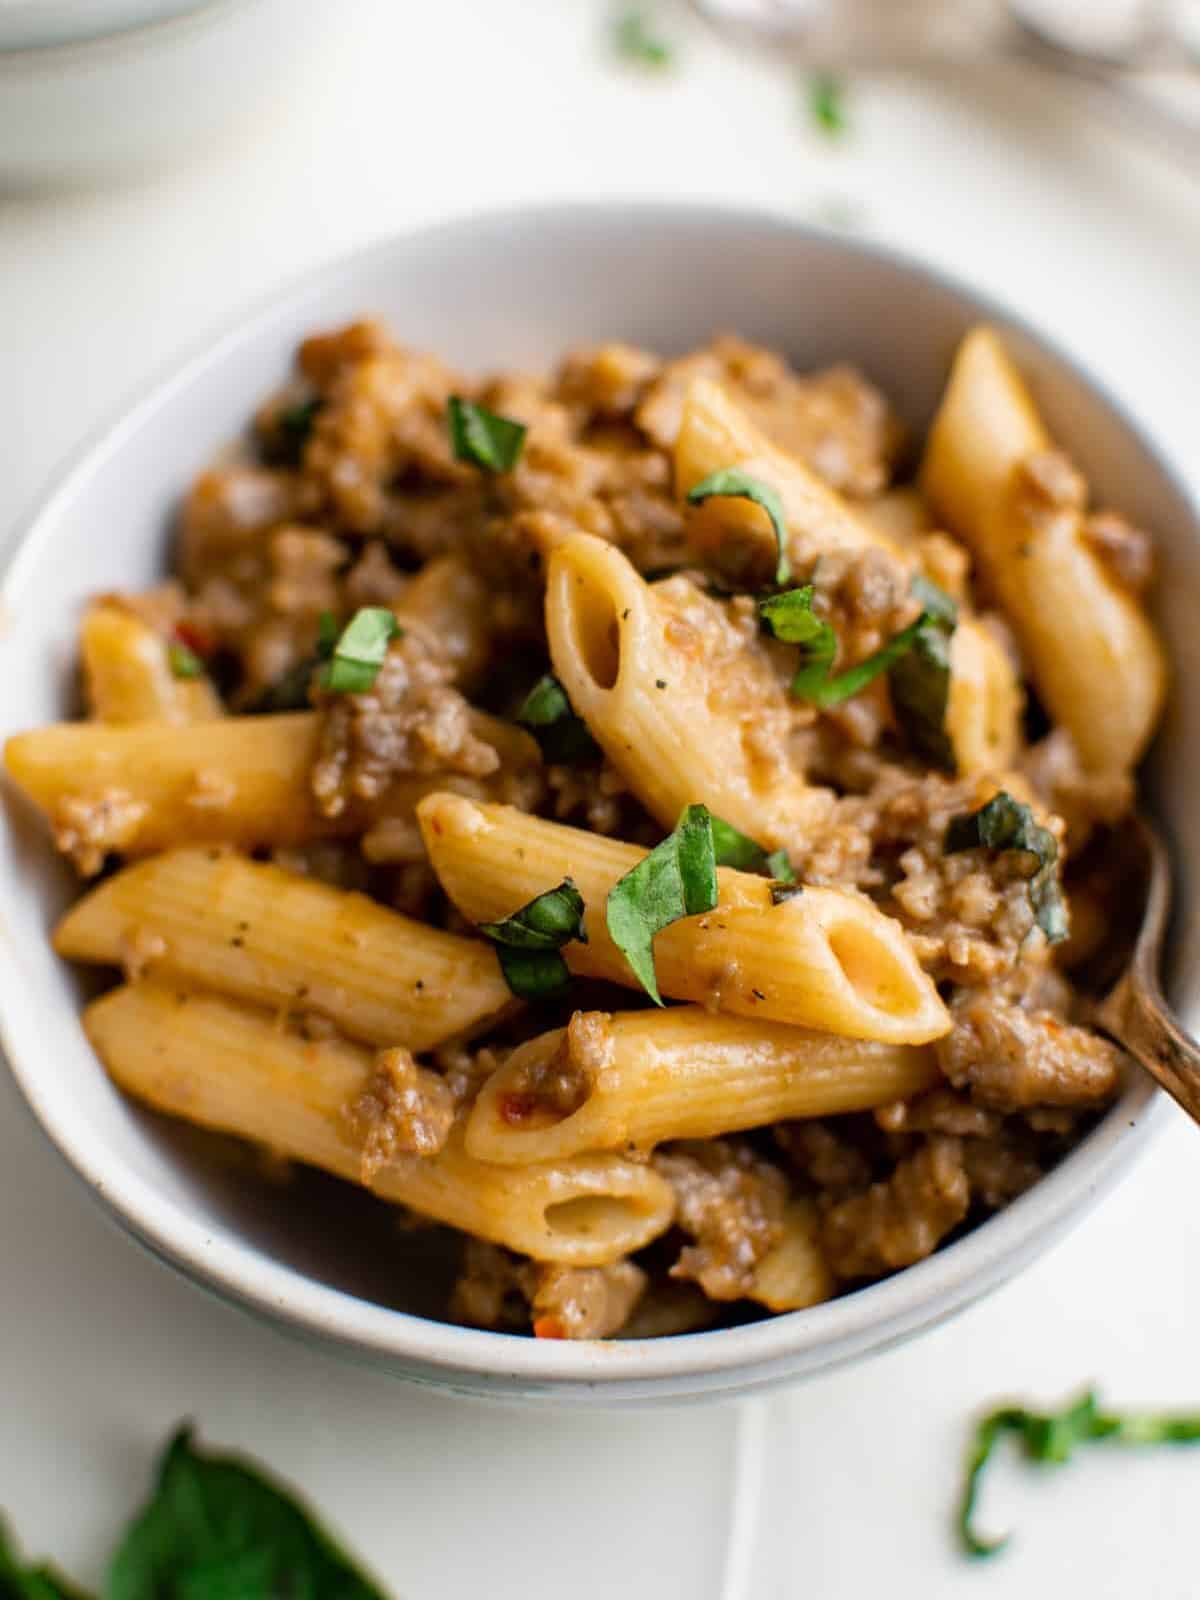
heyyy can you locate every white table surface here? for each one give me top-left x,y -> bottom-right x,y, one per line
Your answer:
3,3 -> 1200,1595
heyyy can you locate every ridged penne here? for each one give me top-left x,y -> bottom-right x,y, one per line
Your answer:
54,848 -> 514,1050
921,327 -> 1166,773
417,794 -> 950,1044
466,1007 -> 942,1163
546,531 -> 833,846
4,710 -> 540,870
673,376 -> 1021,776
749,1199 -> 836,1313
81,604 -> 224,724
84,981 -> 677,1266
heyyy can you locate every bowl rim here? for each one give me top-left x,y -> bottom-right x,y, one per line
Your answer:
0,199 -> 1182,1394
0,0 -> 252,60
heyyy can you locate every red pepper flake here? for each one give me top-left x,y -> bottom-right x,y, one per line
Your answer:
533,1316 -> 566,1340
499,1091 -> 538,1125
174,620 -> 215,659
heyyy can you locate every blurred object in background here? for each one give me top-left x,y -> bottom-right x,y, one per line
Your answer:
692,0 -> 1200,166
0,0 -> 332,191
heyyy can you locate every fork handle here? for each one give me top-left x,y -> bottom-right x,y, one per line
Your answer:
1100,970 -> 1200,1126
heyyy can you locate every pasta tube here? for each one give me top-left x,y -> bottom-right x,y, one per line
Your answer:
81,604 -> 223,724
546,531 -> 833,846
921,327 -> 1166,773
674,377 -> 1021,775
55,848 -> 514,1051
749,1199 -> 835,1313
418,794 -> 950,1044
466,1007 -> 941,1163
84,981 -> 676,1266
4,710 -> 539,869
675,376 -> 880,565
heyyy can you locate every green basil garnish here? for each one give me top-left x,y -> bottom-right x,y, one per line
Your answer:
447,396 -> 526,472
478,878 -> 588,1000
0,1425 -> 387,1600
888,577 -> 960,772
516,673 -> 601,764
613,8 -> 673,68
686,468 -> 792,587
762,582 -> 957,716
959,1389 -> 1200,1559
606,804 -> 718,1004
709,814 -> 796,885
110,1425 -> 385,1600
278,396 -> 322,458
318,608 -> 401,695
945,790 -> 1067,943
0,1519 -> 89,1600
808,71 -> 849,138
166,642 -> 204,681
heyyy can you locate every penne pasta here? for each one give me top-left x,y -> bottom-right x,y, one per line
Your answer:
84,981 -> 677,1267
675,375 -> 880,566
921,327 -> 1167,773
546,531 -> 833,845
673,376 -> 1021,776
466,1007 -> 942,1164
81,603 -> 224,724
749,1199 -> 836,1313
417,793 -> 951,1044
54,848 -> 514,1051
4,710 -> 540,871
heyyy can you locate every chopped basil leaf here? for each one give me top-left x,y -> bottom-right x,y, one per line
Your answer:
166,642 -> 204,681
763,581 -> 960,723
945,790 -> 1067,943
709,814 -> 796,885
317,609 -> 339,657
516,673 -> 602,764
808,71 -> 848,138
606,804 -> 718,1004
613,8 -> 673,68
447,396 -> 527,472
958,1388 -> 1200,1559
889,619 -> 955,768
479,879 -> 587,951
910,574 -> 958,626
0,1519 -> 91,1600
478,878 -> 588,1001
318,607 -> 401,695
491,946 -> 571,1000
109,1425 -> 386,1599
766,848 -> 796,884
687,468 -> 792,586
278,396 -> 322,455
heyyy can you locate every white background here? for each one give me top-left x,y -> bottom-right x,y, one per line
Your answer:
3,3 -> 1200,1595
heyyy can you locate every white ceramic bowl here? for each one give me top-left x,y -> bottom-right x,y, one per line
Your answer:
0,0 -> 329,188
0,205 -> 1194,1404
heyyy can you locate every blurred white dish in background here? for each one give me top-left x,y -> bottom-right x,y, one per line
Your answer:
0,0 -> 330,189
0,0 -> 209,52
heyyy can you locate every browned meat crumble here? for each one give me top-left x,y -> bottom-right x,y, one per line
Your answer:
820,1136 -> 970,1279
449,1240 -> 646,1340
346,1047 -> 456,1177
653,1141 -> 788,1300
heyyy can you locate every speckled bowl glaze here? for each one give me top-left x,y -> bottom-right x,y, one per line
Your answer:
0,205 -> 1193,1404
